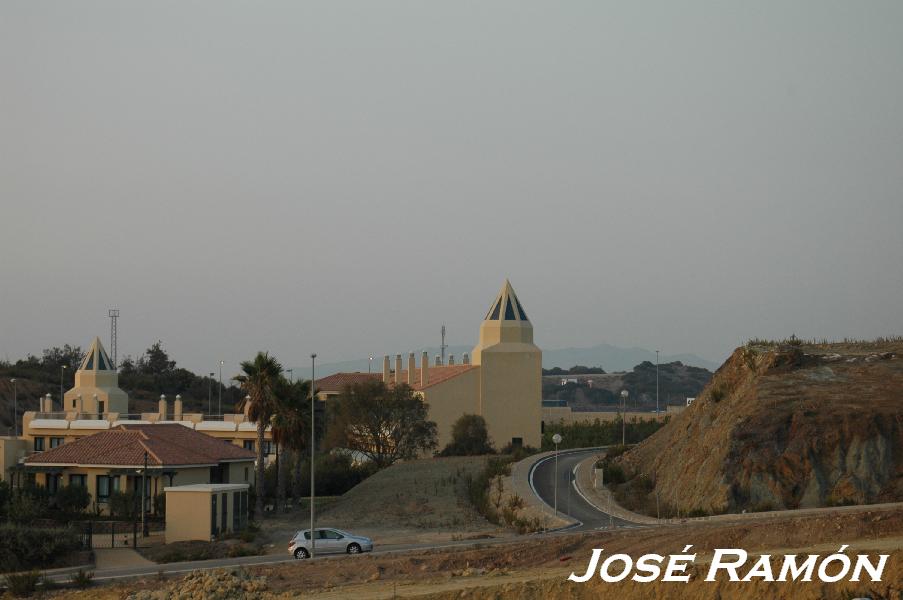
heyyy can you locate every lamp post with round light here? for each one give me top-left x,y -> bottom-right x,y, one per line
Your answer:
10,379 -> 17,436
218,361 -> 224,415
59,365 -> 67,411
620,390 -> 628,446
552,433 -> 562,516
310,353 -> 317,558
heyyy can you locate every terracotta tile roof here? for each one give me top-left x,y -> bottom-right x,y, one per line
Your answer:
315,372 -> 381,392
318,365 -> 476,393
25,424 -> 255,467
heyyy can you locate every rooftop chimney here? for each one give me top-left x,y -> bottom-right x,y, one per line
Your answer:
174,395 -> 183,420
435,355 -> 442,366
43,393 -> 52,413
159,394 -> 167,420
463,353 -> 470,365
421,351 -> 429,387
448,354 -> 456,365
407,353 -> 416,385
394,354 -> 403,385
382,355 -> 391,383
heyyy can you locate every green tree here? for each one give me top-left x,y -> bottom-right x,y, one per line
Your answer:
233,352 -> 284,519
271,379 -> 318,510
440,414 -> 495,456
55,485 -> 90,517
140,341 -> 176,375
327,380 -> 437,468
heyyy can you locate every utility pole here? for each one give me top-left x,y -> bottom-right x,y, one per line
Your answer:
552,433 -> 562,516
208,373 -> 214,415
440,324 -> 448,365
310,353 -> 317,558
287,369 -> 293,384
619,390 -> 628,446
60,365 -> 67,411
108,309 -> 119,369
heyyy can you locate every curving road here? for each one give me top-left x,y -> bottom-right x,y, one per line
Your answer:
529,448 -> 638,531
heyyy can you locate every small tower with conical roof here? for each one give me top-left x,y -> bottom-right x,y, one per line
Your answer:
471,280 -> 542,448
63,337 -> 129,415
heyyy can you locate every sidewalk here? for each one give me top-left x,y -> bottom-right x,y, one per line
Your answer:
573,454 -> 660,525
94,548 -> 155,570
505,450 -> 578,531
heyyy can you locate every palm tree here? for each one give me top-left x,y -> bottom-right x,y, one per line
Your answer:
271,379 -> 318,509
233,351 -> 283,519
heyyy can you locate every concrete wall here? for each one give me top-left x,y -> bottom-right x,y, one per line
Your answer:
477,343 -> 543,449
165,486 -> 249,543
422,367 -> 481,450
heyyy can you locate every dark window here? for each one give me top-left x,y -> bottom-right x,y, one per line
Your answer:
211,494 -> 218,536
34,437 -> 45,452
50,437 -> 64,448
69,474 -> 87,487
232,491 -> 241,531
489,299 -> 501,320
244,467 -> 249,482
85,354 -> 94,369
262,441 -> 273,456
46,473 -> 61,494
504,298 -> 517,320
243,440 -> 254,451
322,529 -> 343,540
221,492 -> 228,533
72,399 -> 77,409
98,352 -> 107,370
98,401 -> 105,414
514,295 -> 529,321
303,530 -> 311,540
511,437 -> 523,448
97,475 -> 111,501
240,491 -> 248,529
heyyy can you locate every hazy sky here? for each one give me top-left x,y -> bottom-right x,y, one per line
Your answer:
2,1 -> 902,377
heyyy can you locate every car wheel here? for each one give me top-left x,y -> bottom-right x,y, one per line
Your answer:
294,548 -> 310,560
347,543 -> 362,554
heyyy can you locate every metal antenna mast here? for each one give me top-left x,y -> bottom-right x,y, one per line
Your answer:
108,309 -> 119,369
440,324 -> 448,364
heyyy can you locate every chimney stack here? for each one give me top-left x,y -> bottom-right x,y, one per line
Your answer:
463,353 -> 470,365
394,354 -> 403,385
43,393 -> 52,413
382,355 -> 391,383
407,353 -> 416,385
159,394 -> 167,420
435,355 -> 442,366
448,354 -> 456,365
421,351 -> 429,387
174,395 -> 183,420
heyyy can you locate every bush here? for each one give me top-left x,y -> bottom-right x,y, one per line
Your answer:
3,570 -> 41,597
0,524 -> 82,573
55,485 -> 90,516
542,419 -> 667,451
109,490 -> 138,520
440,414 -> 495,456
6,488 -> 49,524
69,568 -> 94,589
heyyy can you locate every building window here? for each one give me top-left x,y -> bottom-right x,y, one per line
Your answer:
233,491 -> 241,531
96,475 -> 120,502
261,441 -> 273,456
34,437 -> 45,452
511,437 -> 523,448
243,440 -> 255,451
69,474 -> 87,488
244,467 -> 249,482
98,401 -> 105,414
50,437 -> 64,449
72,399 -> 77,409
46,473 -> 61,494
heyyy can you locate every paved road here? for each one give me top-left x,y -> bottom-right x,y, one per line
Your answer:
529,448 -> 638,531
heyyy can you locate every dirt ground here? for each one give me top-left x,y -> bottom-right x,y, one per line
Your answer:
256,456 -> 510,551
45,506 -> 903,599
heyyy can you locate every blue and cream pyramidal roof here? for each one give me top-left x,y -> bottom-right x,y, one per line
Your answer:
79,336 -> 115,371
484,279 -> 530,323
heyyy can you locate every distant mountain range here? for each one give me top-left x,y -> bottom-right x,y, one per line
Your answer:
312,344 -> 719,377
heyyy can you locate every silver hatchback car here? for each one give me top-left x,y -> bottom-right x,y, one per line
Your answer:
289,528 -> 374,559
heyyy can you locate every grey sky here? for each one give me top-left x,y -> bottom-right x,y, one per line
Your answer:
2,1 -> 901,376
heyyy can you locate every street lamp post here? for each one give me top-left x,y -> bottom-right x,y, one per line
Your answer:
655,350 -> 660,415
368,355 -> 373,374
208,373 -> 215,415
218,361 -> 224,415
620,390 -> 628,446
287,369 -> 293,384
142,450 -> 149,537
552,433 -> 562,516
310,353 -> 317,558
10,379 -> 17,436
59,365 -> 67,411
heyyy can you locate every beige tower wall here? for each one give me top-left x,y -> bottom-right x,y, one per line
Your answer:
64,370 -> 129,414
473,343 -> 542,449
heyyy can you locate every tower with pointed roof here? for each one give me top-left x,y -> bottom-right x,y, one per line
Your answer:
63,337 -> 129,415
471,280 -> 542,448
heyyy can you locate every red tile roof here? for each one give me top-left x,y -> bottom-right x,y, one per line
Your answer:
315,372 -> 380,392
317,365 -> 476,393
25,424 -> 255,467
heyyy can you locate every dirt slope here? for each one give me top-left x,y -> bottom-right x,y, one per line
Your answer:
618,340 -> 903,514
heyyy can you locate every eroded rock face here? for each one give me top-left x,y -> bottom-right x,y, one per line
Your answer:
128,568 -> 269,600
619,342 -> 903,514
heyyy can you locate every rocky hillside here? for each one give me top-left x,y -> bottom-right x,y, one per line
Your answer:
617,339 -> 903,514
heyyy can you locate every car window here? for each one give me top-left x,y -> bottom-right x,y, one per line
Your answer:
316,530 -> 329,539
303,531 -> 311,540
323,530 -> 343,540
